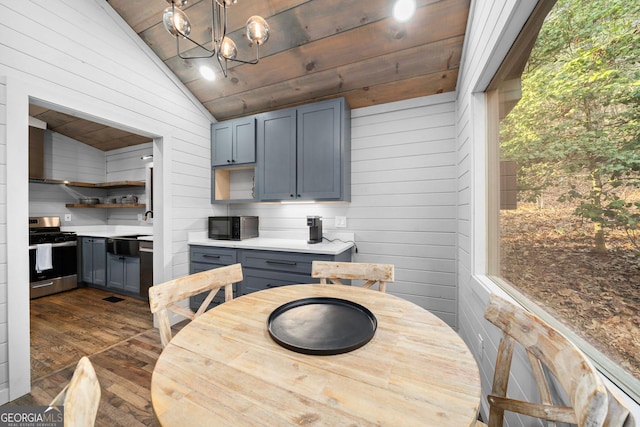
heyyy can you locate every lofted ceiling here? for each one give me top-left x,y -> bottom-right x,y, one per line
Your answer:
30,0 -> 469,151
108,0 -> 470,122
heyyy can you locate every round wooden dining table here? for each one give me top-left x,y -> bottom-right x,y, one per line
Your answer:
151,284 -> 481,426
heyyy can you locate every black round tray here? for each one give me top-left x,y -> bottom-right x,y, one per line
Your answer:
267,297 -> 377,355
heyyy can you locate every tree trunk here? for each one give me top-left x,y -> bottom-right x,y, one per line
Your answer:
594,222 -> 607,253
591,171 -> 607,253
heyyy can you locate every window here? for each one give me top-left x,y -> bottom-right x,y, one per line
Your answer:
487,0 -> 640,401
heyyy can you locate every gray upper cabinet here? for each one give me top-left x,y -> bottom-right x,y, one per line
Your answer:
257,108 -> 298,200
211,117 -> 256,166
258,98 -> 350,202
297,99 -> 349,200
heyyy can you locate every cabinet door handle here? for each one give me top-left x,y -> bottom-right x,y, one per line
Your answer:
289,194 -> 294,198
266,283 -> 285,288
32,282 -> 54,289
266,260 -> 297,266
203,254 -> 221,259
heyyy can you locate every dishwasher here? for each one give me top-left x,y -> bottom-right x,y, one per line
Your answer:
139,240 -> 153,300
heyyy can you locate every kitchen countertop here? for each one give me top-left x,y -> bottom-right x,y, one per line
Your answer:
62,225 -> 153,240
188,232 -> 355,255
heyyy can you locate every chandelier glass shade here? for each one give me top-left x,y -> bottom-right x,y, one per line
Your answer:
162,0 -> 270,77
162,6 -> 191,37
246,16 -> 269,45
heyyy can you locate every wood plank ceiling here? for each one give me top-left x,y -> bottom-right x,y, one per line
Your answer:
30,0 -> 469,151
28,104 -> 152,152
108,0 -> 470,122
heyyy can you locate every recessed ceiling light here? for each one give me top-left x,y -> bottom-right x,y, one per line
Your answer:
393,0 -> 416,22
199,65 -> 216,81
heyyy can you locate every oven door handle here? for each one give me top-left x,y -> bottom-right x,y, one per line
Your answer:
28,241 -> 77,250
31,281 -> 55,289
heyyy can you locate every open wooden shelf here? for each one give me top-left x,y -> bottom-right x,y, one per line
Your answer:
67,180 -> 145,189
65,203 -> 146,209
30,179 -> 145,188
213,166 -> 257,203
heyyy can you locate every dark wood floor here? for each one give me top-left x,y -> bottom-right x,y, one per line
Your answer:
5,287 -> 179,426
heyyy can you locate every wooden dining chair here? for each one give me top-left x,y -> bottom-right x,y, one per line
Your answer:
477,293 -> 611,427
148,263 -> 243,348
311,261 -> 394,292
49,356 -> 101,427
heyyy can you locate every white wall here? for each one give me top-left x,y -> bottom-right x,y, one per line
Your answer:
455,0 -> 640,422
232,93 -> 460,327
29,182 -> 106,224
44,130 -> 105,182
29,135 -> 153,226
105,144 -> 153,226
0,79 -> 8,402
455,1 -> 546,422
0,0 -> 217,402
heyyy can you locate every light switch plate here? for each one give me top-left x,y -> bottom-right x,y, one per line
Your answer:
335,216 -> 347,228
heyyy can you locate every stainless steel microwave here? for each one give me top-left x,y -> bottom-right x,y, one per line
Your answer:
208,216 -> 259,240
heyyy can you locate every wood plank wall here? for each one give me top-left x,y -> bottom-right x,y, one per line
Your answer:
0,0 -> 214,402
106,145 -> 152,183
454,1 -> 542,424
44,131 -> 106,182
29,137 -> 153,226
0,80 -> 8,403
31,131 -> 107,224
105,144 -> 153,226
231,93 -> 459,327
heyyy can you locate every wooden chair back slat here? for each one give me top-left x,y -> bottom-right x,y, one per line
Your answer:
149,263 -> 243,348
604,387 -> 636,427
483,294 -> 609,427
49,356 -> 101,427
526,350 -> 558,427
311,261 -> 394,292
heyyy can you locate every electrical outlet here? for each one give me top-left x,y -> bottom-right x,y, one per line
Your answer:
137,214 -> 143,221
64,214 -> 71,222
477,334 -> 484,360
335,216 -> 347,228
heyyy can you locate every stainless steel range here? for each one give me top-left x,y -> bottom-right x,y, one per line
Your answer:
29,216 -> 78,298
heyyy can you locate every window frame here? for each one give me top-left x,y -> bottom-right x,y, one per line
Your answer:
483,0 -> 640,404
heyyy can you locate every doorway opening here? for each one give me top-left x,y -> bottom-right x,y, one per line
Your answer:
27,102 -> 157,382
7,87 -> 166,400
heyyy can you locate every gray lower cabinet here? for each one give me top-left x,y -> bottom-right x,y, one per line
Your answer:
241,269 -> 314,294
107,253 -> 140,293
189,246 -> 238,311
81,237 -> 106,286
240,249 -> 351,294
188,245 -> 352,309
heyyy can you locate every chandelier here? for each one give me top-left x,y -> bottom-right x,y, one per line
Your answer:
162,0 -> 270,78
